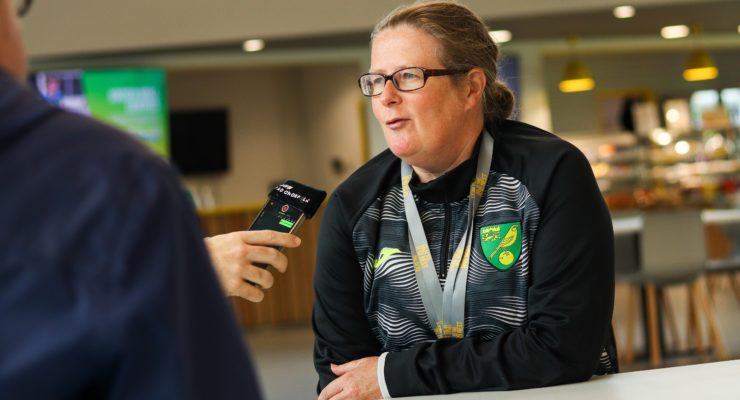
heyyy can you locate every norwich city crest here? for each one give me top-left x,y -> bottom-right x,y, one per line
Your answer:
480,222 -> 522,270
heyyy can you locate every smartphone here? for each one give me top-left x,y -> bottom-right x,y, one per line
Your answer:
248,198 -> 307,249
247,180 -> 326,268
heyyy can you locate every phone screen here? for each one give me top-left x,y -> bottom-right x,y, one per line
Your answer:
249,199 -> 305,234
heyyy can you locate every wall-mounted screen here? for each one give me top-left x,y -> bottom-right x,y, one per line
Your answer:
30,68 -> 169,157
168,108 -> 230,175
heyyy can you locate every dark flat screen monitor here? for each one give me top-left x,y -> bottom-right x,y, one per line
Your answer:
169,109 -> 230,175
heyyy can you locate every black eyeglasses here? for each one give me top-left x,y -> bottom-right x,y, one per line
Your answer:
358,66 -> 470,97
16,0 -> 33,17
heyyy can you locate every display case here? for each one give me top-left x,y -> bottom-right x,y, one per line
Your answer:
562,126 -> 740,210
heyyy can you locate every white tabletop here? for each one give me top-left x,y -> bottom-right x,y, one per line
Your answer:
612,208 -> 740,236
702,208 -> 740,224
397,360 -> 740,399
612,215 -> 642,235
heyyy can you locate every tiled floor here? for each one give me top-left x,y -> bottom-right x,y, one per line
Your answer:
246,324 -> 318,399
246,274 -> 740,399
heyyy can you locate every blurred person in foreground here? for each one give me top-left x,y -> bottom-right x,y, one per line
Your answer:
0,0 -> 295,397
313,1 -> 617,399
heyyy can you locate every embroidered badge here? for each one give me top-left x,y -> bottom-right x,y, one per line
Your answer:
480,222 -> 521,270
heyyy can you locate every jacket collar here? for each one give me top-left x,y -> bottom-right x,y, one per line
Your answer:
408,132 -> 484,203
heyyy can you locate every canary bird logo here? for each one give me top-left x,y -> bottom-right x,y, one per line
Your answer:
480,222 -> 522,270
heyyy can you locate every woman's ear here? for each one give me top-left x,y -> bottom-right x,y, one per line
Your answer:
464,67 -> 486,111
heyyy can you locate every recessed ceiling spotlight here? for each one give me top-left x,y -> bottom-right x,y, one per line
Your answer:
660,25 -> 690,39
243,39 -> 265,52
613,5 -> 635,19
489,30 -> 512,43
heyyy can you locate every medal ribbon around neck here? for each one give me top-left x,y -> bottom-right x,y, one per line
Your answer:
401,131 -> 493,339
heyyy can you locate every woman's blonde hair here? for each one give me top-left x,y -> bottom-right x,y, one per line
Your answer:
372,0 -> 515,125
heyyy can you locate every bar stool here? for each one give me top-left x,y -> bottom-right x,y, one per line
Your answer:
617,210 -> 729,368
613,227 -> 640,364
704,223 -> 740,304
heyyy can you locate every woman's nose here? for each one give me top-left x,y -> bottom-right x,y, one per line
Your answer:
377,79 -> 400,106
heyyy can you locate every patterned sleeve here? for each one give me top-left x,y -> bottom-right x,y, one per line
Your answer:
313,190 -> 383,393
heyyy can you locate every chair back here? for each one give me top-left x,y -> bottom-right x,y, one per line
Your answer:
614,234 -> 640,275
640,209 -> 706,284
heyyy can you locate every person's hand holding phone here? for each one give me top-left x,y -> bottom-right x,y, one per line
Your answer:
204,230 -> 301,302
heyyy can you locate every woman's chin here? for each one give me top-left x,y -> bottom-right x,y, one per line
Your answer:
387,143 -> 415,160
385,135 -> 414,157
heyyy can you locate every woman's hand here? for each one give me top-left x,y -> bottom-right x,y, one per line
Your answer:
204,230 -> 300,302
318,357 -> 381,400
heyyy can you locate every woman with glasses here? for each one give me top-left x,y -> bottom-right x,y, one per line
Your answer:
313,1 -> 617,399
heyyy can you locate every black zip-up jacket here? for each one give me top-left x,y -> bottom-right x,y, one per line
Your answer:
313,120 -> 617,397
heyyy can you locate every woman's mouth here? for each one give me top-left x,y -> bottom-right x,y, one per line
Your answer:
385,118 -> 408,130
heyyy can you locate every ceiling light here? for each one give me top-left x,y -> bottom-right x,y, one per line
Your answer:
242,39 -> 265,52
674,140 -> 690,155
489,30 -> 512,43
704,133 -> 725,154
660,25 -> 689,39
651,128 -> 673,146
662,99 -> 691,134
665,109 -> 680,123
559,59 -> 595,93
613,6 -> 635,19
683,49 -> 718,81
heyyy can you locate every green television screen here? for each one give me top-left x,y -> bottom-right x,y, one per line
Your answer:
30,68 -> 169,157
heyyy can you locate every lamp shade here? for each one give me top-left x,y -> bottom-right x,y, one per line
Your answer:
683,49 -> 718,81
559,59 -> 595,93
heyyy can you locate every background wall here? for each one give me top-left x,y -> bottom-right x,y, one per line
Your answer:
167,64 -> 365,206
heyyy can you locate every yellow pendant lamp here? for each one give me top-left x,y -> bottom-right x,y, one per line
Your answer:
683,49 -> 718,81
559,59 -> 595,93
559,35 -> 595,93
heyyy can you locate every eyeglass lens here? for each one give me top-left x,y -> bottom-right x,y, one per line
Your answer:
360,67 -> 426,96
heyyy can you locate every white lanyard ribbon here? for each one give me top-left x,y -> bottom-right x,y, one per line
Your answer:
401,131 -> 493,339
